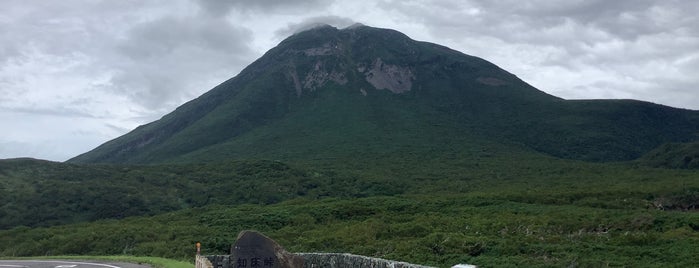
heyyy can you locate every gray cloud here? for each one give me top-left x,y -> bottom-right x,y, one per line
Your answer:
383,1 -> 697,49
119,17 -> 250,58
196,0 -> 332,16
501,0 -> 697,40
112,15 -> 254,110
0,140 -> 48,160
0,109 -> 116,161
0,0 -> 257,161
0,0 -> 255,114
0,106 -> 96,119
378,0 -> 699,108
274,16 -> 356,39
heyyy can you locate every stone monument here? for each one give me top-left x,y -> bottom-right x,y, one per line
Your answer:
230,230 -> 304,268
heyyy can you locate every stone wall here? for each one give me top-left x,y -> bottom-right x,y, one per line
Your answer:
202,253 -> 435,268
196,231 -> 475,267
196,254 -> 214,268
298,253 -> 435,268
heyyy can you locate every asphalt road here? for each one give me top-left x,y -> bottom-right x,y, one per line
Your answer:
0,260 -> 151,268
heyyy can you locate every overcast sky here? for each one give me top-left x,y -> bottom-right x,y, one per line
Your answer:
2,0 -> 698,161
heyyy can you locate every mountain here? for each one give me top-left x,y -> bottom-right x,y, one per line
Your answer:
69,24 -> 699,164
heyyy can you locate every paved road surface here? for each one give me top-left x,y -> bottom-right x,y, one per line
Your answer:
0,260 -> 151,268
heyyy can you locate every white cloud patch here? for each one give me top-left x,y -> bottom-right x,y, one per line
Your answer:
195,0 -> 332,17
274,16 -> 356,38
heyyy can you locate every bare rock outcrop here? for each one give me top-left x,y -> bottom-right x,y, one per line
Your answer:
303,61 -> 347,90
362,58 -> 414,94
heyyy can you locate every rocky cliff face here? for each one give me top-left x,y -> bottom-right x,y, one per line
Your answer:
362,58 -> 414,94
282,27 -> 417,96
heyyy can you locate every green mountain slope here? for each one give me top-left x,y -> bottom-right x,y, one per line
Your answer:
0,158 -> 310,229
68,25 -> 699,164
1,137 -> 555,230
639,141 -> 699,169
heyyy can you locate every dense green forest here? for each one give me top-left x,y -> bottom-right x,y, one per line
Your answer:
1,151 -> 698,267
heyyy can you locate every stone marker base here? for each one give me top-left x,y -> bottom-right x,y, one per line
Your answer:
196,230 -> 475,268
297,253 -> 435,268
196,255 -> 214,268
201,253 -> 436,268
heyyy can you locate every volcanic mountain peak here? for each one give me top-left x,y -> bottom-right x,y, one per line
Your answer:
274,24 -> 527,100
69,25 -> 699,164
278,24 -> 421,96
